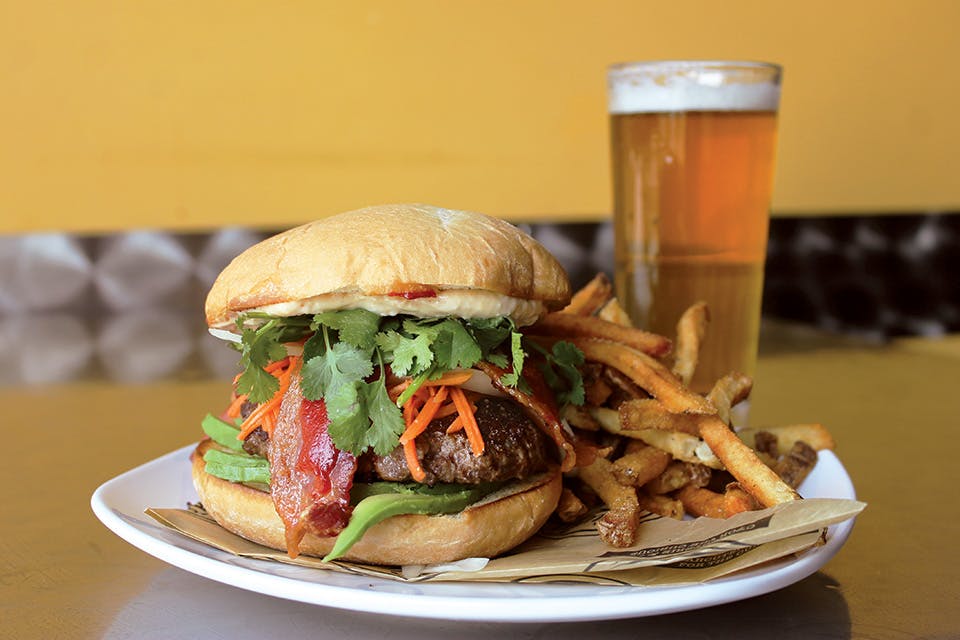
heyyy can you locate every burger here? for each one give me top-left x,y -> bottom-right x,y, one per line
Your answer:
193,203 -> 584,566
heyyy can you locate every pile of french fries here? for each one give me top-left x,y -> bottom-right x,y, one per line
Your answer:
529,274 -> 836,548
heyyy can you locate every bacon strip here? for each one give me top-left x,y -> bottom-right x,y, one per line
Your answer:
476,361 -> 576,471
269,376 -> 357,558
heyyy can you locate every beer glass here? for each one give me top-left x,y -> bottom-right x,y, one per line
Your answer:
608,60 -> 781,396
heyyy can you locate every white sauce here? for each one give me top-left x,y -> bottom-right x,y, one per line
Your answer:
243,290 -> 546,327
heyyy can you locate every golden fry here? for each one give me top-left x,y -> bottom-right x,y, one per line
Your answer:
723,482 -> 761,516
556,488 -> 589,523
561,404 -> 601,431
645,461 -> 712,495
534,314 -> 672,358
676,485 -> 727,519
618,398 -> 703,436
737,423 -> 835,456
562,272 -> 613,316
612,444 -> 672,487
773,441 -> 819,489
601,424 -> 723,470
672,302 -> 709,386
707,372 -> 753,425
578,456 -> 641,547
638,492 -> 684,519
699,416 -> 801,507
597,297 -> 634,327
571,338 -> 714,414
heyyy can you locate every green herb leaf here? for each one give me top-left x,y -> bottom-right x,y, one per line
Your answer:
362,376 -> 407,455
235,319 -> 290,403
312,309 -> 380,350
499,331 -> 526,388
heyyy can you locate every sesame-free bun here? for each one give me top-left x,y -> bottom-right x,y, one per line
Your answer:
190,441 -> 563,566
205,204 -> 571,328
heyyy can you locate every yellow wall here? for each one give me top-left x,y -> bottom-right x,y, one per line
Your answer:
2,1 -> 957,233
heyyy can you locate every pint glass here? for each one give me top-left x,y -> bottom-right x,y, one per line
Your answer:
608,61 -> 781,395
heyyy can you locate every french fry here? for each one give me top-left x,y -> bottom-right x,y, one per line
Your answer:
645,461 -> 712,495
618,427 -> 724,469
672,302 -> 709,386
638,492 -> 685,519
562,272 -> 613,316
618,398 -> 703,436
561,404 -> 601,431
556,488 -> 589,523
571,338 -> 715,415
707,372 -> 753,426
676,485 -> 727,519
597,297 -> 634,327
737,423 -> 835,456
773,441 -> 819,489
723,482 -> 761,516
578,456 -> 641,547
602,366 -> 647,400
534,314 -> 673,358
699,416 -> 801,507
611,444 -> 671,487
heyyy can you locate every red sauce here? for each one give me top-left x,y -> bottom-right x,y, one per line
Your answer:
388,286 -> 437,300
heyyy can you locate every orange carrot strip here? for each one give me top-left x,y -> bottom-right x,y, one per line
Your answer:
433,401 -> 460,420
450,386 -> 484,456
236,357 -> 299,440
399,386 -> 449,444
225,393 -> 247,420
446,415 -> 464,434
403,438 -> 426,482
420,369 -> 474,387
264,357 -> 290,374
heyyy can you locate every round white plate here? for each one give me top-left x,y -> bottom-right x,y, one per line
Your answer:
92,445 -> 857,622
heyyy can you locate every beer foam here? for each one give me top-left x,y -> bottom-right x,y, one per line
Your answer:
608,61 -> 780,114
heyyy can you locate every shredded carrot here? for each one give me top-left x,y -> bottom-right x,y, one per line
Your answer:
236,357 -> 300,440
420,369 -> 474,387
403,439 -> 427,482
225,393 -> 247,420
450,386 -> 484,456
399,386 -> 449,444
388,379 -> 412,402
264,357 -> 290,374
445,415 -> 464,434
433,401 -> 460,420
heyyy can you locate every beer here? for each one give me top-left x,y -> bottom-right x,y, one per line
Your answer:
608,62 -> 781,394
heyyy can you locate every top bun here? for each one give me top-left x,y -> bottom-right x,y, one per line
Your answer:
205,204 -> 571,328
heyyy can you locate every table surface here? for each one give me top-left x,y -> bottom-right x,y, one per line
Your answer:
3,319 -> 957,639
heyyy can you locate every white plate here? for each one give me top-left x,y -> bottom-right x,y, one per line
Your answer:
91,445 -> 857,622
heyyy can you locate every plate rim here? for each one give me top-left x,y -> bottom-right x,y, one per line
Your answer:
91,445 -> 857,622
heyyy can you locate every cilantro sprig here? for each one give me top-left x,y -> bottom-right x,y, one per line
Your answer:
231,311 -> 585,457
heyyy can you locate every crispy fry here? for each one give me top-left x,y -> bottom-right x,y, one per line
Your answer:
637,492 -> 684,519
556,488 -> 589,523
600,421 -> 724,469
562,272 -> 613,316
561,404 -> 601,431
571,338 -> 714,414
597,297 -> 634,327
723,482 -> 761,516
578,456 -> 640,547
534,314 -> 673,358
645,461 -> 712,495
699,416 -> 801,507
676,485 -> 727,518
737,423 -> 835,456
773,441 -> 819,489
602,366 -> 647,400
707,372 -> 753,425
612,444 -> 672,487
618,398 -> 703,435
672,302 -> 709,386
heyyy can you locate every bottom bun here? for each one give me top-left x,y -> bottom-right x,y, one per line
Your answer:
190,441 -> 562,566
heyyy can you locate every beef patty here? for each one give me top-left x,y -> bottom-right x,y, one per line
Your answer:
363,397 -> 553,485
241,396 -> 554,486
